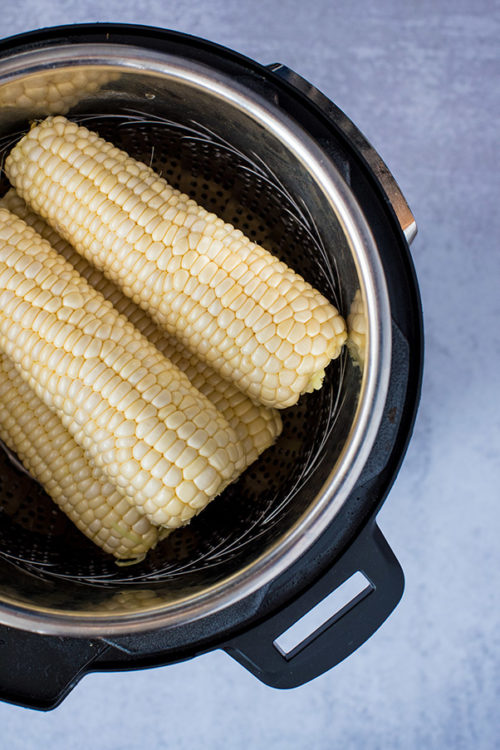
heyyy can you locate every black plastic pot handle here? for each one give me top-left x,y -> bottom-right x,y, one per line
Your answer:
0,627 -> 109,710
224,522 -> 404,688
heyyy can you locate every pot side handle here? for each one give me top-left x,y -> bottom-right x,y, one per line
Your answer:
224,522 -> 404,688
267,63 -> 417,245
0,628 -> 109,710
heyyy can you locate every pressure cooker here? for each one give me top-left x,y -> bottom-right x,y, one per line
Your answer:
0,24 -> 423,710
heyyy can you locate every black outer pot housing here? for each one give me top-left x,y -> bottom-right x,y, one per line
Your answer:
0,24 -> 423,710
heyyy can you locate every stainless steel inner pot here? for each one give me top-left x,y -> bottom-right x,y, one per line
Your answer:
0,43 -> 392,636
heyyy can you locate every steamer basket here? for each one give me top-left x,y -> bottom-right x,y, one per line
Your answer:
0,25 -> 422,709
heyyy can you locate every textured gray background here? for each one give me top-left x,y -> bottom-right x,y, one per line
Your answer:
0,1 -> 499,748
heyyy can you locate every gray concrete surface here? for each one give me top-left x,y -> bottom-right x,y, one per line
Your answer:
0,1 -> 499,748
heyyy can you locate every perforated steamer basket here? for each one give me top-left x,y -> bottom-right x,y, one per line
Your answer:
0,25 -> 423,710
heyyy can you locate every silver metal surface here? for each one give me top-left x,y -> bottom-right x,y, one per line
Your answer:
0,44 -> 392,635
267,63 -> 417,245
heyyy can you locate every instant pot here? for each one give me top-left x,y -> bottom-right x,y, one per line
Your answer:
0,24 -> 423,710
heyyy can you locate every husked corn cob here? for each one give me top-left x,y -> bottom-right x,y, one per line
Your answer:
6,115 -> 347,409
0,208 -> 243,528
0,351 -> 160,559
0,189 -> 282,467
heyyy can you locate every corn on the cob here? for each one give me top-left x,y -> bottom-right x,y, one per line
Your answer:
0,351 -> 160,559
6,115 -> 347,409
0,208 -> 243,528
0,189 -> 282,467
